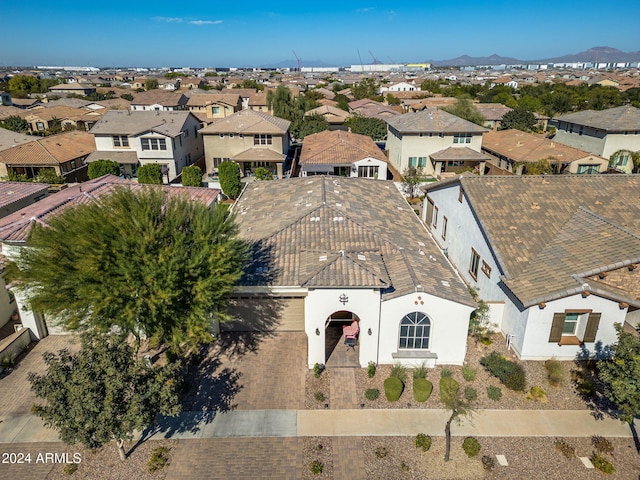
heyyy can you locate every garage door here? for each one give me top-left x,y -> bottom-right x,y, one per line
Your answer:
222,296 -> 305,332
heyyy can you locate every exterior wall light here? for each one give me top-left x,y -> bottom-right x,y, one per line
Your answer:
315,328 -> 320,336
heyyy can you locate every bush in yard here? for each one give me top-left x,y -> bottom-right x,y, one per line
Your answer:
148,446 -> 170,472
181,165 -> 202,187
487,385 -> 502,401
137,163 -> 163,184
253,166 -> 273,181
313,362 -> 324,378
590,452 -> 615,474
365,388 -> 380,401
314,392 -> 325,402
553,438 -> 575,458
384,376 -> 404,401
88,159 -> 121,179
462,437 -> 481,457
413,362 -> 427,379
482,455 -> 496,471
375,446 -> 387,458
464,387 -> 478,402
310,460 -> 324,475
480,351 -> 526,391
413,378 -> 433,402
526,386 -> 547,402
367,361 -> 376,378
63,463 -> 78,475
462,365 -> 477,381
415,433 -> 432,451
218,161 -> 242,198
592,435 -> 614,455
544,358 -> 564,386
440,368 -> 452,378
390,363 -> 407,383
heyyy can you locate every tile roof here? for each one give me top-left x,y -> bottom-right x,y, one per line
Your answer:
482,129 -> 608,163
234,177 -> 474,306
299,130 -> 387,166
0,175 -> 220,243
426,174 -> 640,307
0,131 -> 95,166
386,109 -> 488,134
186,93 -> 241,107
474,103 -> 512,121
555,105 -> 640,132
0,127 -> 38,150
85,150 -> 139,164
231,147 -> 285,162
0,106 -> 26,121
0,182 -> 49,210
129,90 -> 188,107
89,110 -> 194,137
304,105 -> 350,123
21,105 -> 89,122
199,109 -> 290,135
429,147 -> 489,161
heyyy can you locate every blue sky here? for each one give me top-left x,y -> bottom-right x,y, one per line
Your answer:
3,0 -> 639,68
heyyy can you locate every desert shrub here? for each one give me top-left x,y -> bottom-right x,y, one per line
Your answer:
480,351 -> 526,391
415,433 -> 432,451
313,362 -> 324,378
482,455 -> 496,471
367,361 -> 376,378
553,438 -> 575,458
479,336 -> 493,345
487,385 -> 502,401
310,460 -> 324,475
63,463 -> 78,475
384,377 -> 404,401
375,446 -> 387,458
314,392 -> 325,402
464,387 -> 478,402
413,363 -> 427,379
365,388 -> 380,401
526,386 -> 547,402
545,358 -> 564,386
400,461 -> 410,471
413,378 -> 433,402
390,363 -> 407,383
440,368 -> 452,378
591,452 -> 615,474
591,435 -> 614,455
148,446 -> 170,473
462,437 -> 481,457
462,365 -> 477,381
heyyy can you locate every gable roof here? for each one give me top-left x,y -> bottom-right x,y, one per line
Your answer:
299,130 -> 387,166
555,105 -> 640,132
89,110 -> 195,137
234,177 -> 474,306
199,109 -> 290,135
186,93 -> 241,108
426,175 -> 640,307
0,127 -> 38,150
386,109 -> 488,134
304,105 -> 350,123
130,90 -> 188,107
482,129 -> 608,163
0,182 -> 49,210
0,131 -> 95,166
0,176 -> 220,243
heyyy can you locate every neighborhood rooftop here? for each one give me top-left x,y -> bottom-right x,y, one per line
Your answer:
386,109 -> 489,134
555,105 -> 640,131
199,109 -> 291,135
89,110 -> 194,137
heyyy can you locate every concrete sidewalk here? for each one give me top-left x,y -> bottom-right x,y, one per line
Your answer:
0,409 -> 635,443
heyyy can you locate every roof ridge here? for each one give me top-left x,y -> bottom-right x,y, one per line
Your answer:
344,251 -> 390,286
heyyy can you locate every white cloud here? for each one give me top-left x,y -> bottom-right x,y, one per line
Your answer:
356,7 -> 375,13
153,16 -> 183,23
189,20 -> 223,25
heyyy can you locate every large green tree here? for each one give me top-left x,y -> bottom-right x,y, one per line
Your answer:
442,98 -> 486,126
218,161 -> 242,199
499,107 -> 536,132
597,323 -> 640,425
292,114 -> 329,139
344,114 -> 387,141
88,159 -> 121,179
352,78 -> 381,101
0,115 -> 30,133
29,333 -> 181,460
267,85 -> 296,121
10,188 -> 247,353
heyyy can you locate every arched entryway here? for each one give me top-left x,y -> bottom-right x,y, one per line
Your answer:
325,310 -> 360,367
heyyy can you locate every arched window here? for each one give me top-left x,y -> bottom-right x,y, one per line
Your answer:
399,312 -> 431,349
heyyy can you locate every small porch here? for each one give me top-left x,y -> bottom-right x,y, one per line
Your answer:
231,147 -> 286,179
325,311 -> 360,368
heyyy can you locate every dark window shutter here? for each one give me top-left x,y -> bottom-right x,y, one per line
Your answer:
583,313 -> 601,343
549,313 -> 564,342
426,198 -> 434,227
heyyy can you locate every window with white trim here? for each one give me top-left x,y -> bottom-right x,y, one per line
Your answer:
112,135 -> 129,148
469,249 -> 480,280
141,138 -> 167,151
254,134 -> 272,145
399,312 -> 431,350
453,133 -> 472,144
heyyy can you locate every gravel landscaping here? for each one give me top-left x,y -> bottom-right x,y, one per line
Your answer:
302,437 -> 334,479
306,369 -> 331,409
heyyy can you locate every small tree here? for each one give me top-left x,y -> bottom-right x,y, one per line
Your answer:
29,333 -> 181,461
120,93 -> 134,101
344,114 -> 387,141
253,167 -> 273,181
442,98 -> 486,126
181,165 -> 202,187
35,169 -> 66,184
145,79 -> 159,90
597,323 -> 640,424
499,107 -> 536,132
292,114 -> 329,140
401,166 -> 424,201
218,161 -> 242,199
0,115 -> 30,133
88,159 -> 121,179
137,164 -> 163,184
468,287 -> 494,344
440,376 -> 473,461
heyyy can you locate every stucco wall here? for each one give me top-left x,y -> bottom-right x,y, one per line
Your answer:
203,133 -> 286,174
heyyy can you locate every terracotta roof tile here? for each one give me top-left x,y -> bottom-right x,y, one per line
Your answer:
0,131 -> 95,166
199,109 -> 290,135
386,109 -> 488,133
555,105 -> 640,131
299,130 -> 387,166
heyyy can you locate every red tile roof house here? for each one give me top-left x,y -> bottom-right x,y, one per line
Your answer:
0,175 -> 220,339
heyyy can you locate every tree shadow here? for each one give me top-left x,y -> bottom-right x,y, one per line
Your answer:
572,342 -> 617,421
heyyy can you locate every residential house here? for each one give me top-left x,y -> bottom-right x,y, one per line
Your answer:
88,110 -> 204,182
0,126 -> 38,151
186,93 -> 242,121
474,103 -> 512,130
304,105 -> 350,125
385,109 -> 488,175
553,105 -> 640,168
0,131 -> 94,182
8,98 -> 41,109
229,177 -> 476,368
48,83 -> 97,96
481,129 -> 609,174
423,175 -> 640,360
349,99 -> 401,121
0,175 -> 220,339
130,90 -> 188,111
200,109 -> 291,178
20,105 -> 104,133
297,130 -> 389,179
379,81 -> 421,93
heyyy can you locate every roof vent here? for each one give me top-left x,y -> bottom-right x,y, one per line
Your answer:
357,254 -> 366,261
319,255 -> 327,261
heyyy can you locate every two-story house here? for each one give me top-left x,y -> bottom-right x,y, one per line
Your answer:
423,175 -> 640,361
385,109 -> 488,176
200,109 -> 291,178
553,105 -> 640,170
130,90 -> 188,111
88,110 -> 204,182
186,94 -> 242,122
